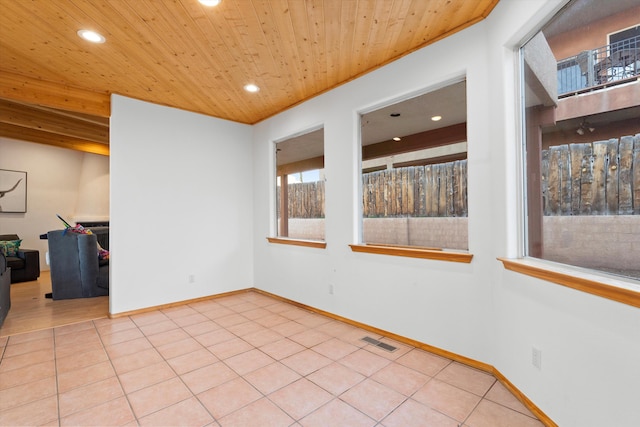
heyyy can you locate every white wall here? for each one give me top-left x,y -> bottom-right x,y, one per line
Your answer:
251,1 -> 640,426
109,95 -> 254,314
74,152 -> 110,224
0,137 -> 109,269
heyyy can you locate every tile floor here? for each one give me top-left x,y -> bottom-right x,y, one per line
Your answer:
0,291 -> 545,426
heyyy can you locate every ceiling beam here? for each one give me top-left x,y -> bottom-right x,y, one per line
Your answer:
363,123 -> 467,161
0,99 -> 109,144
393,152 -> 467,168
0,123 -> 109,156
0,71 -> 110,118
277,156 -> 324,176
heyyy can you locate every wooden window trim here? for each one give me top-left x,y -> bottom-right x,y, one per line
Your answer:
350,244 -> 473,263
499,257 -> 640,308
267,237 -> 326,249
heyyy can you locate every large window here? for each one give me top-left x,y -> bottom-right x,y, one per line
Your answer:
275,127 -> 325,242
359,80 -> 468,250
522,0 -> 640,280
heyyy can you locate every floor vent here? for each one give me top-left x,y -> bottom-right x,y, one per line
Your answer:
361,336 -> 397,352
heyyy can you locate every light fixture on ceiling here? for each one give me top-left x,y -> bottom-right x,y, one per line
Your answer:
77,29 -> 106,43
393,137 -> 401,141
431,115 -> 442,121
199,0 -> 221,6
576,119 -> 595,135
244,83 -> 260,93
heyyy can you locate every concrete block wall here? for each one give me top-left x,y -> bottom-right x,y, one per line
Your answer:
543,215 -> 640,275
287,215 -> 639,277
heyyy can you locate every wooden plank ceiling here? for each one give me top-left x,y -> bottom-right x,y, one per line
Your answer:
0,0 -> 498,155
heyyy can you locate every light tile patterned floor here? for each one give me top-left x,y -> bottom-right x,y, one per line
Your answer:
0,291 -> 545,426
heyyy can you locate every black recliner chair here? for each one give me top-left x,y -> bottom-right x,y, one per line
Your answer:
0,234 -> 40,283
47,230 -> 109,300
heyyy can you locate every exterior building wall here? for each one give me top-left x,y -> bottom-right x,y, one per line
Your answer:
547,6 -> 640,59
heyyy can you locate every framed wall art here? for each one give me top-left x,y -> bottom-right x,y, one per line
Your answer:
0,169 -> 27,213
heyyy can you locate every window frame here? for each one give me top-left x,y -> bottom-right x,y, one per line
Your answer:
271,125 -> 326,246
507,1 -> 640,307
353,78 -> 473,262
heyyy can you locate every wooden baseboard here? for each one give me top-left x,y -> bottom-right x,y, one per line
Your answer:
108,288 -> 253,318
491,369 -> 557,427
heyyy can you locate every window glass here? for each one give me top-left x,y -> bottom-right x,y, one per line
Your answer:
360,81 -> 468,250
275,128 -> 325,241
522,0 -> 640,279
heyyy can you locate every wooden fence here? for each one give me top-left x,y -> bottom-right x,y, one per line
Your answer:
281,181 -> 325,218
280,160 -> 468,218
542,135 -> 640,215
282,134 -> 639,219
362,160 -> 467,217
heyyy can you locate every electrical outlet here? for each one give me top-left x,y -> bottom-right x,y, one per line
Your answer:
532,347 -> 542,370
188,274 -> 195,284
329,284 -> 334,295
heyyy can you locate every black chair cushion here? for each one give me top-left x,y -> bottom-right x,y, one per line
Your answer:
6,256 -> 25,270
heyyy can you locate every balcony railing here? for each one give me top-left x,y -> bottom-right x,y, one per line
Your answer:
557,35 -> 639,96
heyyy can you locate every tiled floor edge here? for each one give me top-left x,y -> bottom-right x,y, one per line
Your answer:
252,287 -> 558,427
108,288 -> 255,319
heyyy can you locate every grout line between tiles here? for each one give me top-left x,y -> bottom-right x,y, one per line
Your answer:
1,292 -> 545,426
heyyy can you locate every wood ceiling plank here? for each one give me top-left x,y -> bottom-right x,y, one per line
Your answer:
336,1 -> 358,84
407,0 -> 443,48
178,0 -> 259,122
0,123 -> 109,156
305,0 -> 328,92
391,0 -> 432,59
0,2 -> 78,83
232,0 -> 289,113
0,0 -> 499,124
0,72 -> 110,118
360,0 -> 396,72
84,1 -> 210,107
322,1 -> 344,88
134,1 -> 231,114
349,1 -> 372,77
187,0 -> 283,122
256,0 -> 307,101
283,1 -> 319,96
0,99 -> 108,144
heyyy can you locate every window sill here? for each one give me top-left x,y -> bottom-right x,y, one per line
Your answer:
499,257 -> 640,308
267,237 -> 326,249
350,244 -> 473,263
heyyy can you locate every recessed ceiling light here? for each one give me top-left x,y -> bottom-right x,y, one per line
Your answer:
199,0 -> 221,6
393,137 -> 401,141
77,29 -> 106,43
244,84 -> 260,93
431,115 -> 442,121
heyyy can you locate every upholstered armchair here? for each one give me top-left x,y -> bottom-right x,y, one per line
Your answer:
0,234 -> 40,283
47,230 -> 109,300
